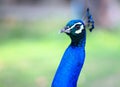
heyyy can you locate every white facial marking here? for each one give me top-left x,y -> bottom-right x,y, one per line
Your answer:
67,22 -> 82,31
75,24 -> 84,34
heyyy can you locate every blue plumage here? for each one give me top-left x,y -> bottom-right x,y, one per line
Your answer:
52,45 -> 85,87
52,0 -> 94,87
52,20 -> 86,87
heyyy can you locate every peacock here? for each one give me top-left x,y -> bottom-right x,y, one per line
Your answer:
52,0 -> 94,87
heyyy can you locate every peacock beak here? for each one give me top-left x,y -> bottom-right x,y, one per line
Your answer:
60,26 -> 70,33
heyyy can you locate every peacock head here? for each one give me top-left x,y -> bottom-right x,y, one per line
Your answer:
60,20 -> 85,37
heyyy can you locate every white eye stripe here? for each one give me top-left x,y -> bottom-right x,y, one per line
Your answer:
67,22 -> 82,30
75,25 -> 84,34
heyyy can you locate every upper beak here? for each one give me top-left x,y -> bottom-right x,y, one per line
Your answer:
60,26 -> 70,33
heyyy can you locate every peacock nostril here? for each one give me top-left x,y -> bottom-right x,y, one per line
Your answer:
65,26 -> 69,30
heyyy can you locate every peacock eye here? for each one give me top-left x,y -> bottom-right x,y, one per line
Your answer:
75,24 -> 80,30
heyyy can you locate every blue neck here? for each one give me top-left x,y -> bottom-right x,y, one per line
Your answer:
52,31 -> 86,87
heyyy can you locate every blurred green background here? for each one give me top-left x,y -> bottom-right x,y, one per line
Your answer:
0,0 -> 120,87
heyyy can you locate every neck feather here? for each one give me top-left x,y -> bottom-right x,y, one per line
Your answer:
52,30 -> 86,87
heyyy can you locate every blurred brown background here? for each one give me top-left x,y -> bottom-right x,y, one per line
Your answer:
0,0 -> 120,27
